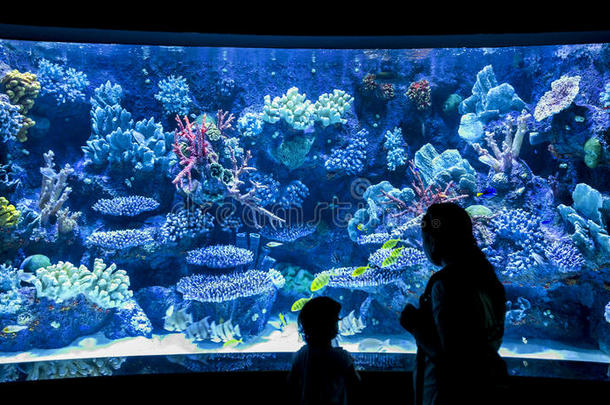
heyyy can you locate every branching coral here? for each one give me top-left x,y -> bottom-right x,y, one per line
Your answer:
471,110 -> 531,173
260,223 -> 316,243
85,229 -> 155,250
92,196 -> 160,217
38,150 -> 76,227
381,160 -> 468,217
186,244 -> 254,268
384,127 -> 407,171
172,115 -> 211,190
154,75 -> 191,115
159,205 -> 214,243
37,59 -> 88,105
324,128 -> 369,175
176,269 -> 282,303
224,148 -> 286,228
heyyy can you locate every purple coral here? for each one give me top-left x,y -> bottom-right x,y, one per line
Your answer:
176,269 -> 278,302
92,196 -> 160,216
186,244 -> 254,268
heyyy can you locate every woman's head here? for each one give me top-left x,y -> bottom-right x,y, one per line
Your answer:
421,202 -> 478,266
297,296 -> 341,346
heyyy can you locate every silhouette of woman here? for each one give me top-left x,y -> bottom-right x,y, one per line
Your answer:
400,202 -> 508,405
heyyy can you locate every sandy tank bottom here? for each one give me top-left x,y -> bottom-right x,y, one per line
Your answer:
0,320 -> 608,367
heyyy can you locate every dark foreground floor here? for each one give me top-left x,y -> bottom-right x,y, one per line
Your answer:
4,371 -> 608,404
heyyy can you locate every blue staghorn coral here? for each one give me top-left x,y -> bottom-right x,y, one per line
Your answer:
259,223 -> 316,242
85,229 -> 155,250
186,244 -> 254,268
383,127 -> 407,171
176,269 -> 282,303
92,196 -> 160,217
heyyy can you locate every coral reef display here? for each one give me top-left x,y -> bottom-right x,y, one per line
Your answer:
0,35 -> 609,382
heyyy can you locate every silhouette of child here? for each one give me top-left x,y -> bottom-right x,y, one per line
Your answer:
400,202 -> 508,405
287,296 -> 361,405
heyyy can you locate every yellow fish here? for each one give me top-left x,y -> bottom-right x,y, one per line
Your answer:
382,247 -> 404,267
352,266 -> 369,277
357,224 -> 366,231
381,239 -> 400,250
2,325 -> 27,333
279,313 -> 287,328
310,272 -> 331,292
291,296 -> 313,312
222,338 -> 243,348
266,241 -> 284,248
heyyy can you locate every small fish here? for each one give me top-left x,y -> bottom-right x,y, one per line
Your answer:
291,296 -> 313,312
310,272 -> 331,292
522,337 -> 528,344
357,223 -> 367,232
131,131 -> 146,145
2,325 -> 27,333
50,321 -> 60,329
279,313 -> 288,329
357,338 -> 390,352
222,338 -> 243,348
381,239 -> 400,250
382,247 -> 404,267
476,187 -> 497,198
352,266 -> 369,277
266,241 -> 284,248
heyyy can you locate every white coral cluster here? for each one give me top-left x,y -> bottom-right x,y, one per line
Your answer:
262,87 -> 353,130
27,258 -> 132,309
312,89 -> 354,127
262,87 -> 314,130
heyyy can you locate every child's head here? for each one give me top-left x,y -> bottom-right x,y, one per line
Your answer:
298,296 -> 341,346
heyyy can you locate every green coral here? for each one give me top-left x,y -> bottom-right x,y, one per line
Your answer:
584,137 -> 603,169
28,259 -> 133,309
0,196 -> 20,228
274,134 -> 315,170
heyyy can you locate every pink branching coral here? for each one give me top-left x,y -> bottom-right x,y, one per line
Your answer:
172,115 -> 211,190
406,79 -> 431,111
382,160 -> 468,217
471,110 -> 531,173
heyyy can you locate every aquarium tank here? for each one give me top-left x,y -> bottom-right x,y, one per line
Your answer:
0,28 -> 609,383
